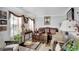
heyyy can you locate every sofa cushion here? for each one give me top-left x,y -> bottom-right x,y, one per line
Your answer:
5,44 -> 19,51
19,46 -> 30,51
52,32 -> 64,43
3,48 -> 13,51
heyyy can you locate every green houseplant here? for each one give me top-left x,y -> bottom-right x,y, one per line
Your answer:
64,40 -> 79,51
14,34 -> 22,43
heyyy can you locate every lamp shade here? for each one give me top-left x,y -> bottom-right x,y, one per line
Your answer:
59,20 -> 76,32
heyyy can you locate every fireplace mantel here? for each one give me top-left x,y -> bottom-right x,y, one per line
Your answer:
40,25 -> 58,29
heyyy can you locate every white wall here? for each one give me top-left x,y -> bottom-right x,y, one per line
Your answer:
0,8 -> 8,48
35,16 -> 66,30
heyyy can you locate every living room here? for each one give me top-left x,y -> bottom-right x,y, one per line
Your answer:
0,7 -> 79,51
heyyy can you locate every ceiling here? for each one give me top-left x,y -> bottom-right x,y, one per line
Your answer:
22,7 -> 70,17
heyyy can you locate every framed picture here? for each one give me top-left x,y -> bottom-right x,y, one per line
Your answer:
0,20 -> 7,25
0,26 -> 7,31
0,10 -> 7,19
44,16 -> 51,25
67,8 -> 74,20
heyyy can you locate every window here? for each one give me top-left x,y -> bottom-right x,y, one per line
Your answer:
9,13 -> 22,42
28,18 -> 34,31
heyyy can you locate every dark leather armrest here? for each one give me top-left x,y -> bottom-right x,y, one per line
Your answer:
5,41 -> 19,45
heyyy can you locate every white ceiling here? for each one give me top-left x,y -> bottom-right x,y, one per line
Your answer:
22,7 -> 69,17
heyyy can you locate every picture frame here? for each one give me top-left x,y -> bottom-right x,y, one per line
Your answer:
0,20 -> 7,25
67,8 -> 74,20
0,26 -> 7,31
44,16 -> 51,25
0,10 -> 7,19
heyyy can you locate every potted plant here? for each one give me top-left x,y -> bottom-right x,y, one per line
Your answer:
14,34 -> 22,43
